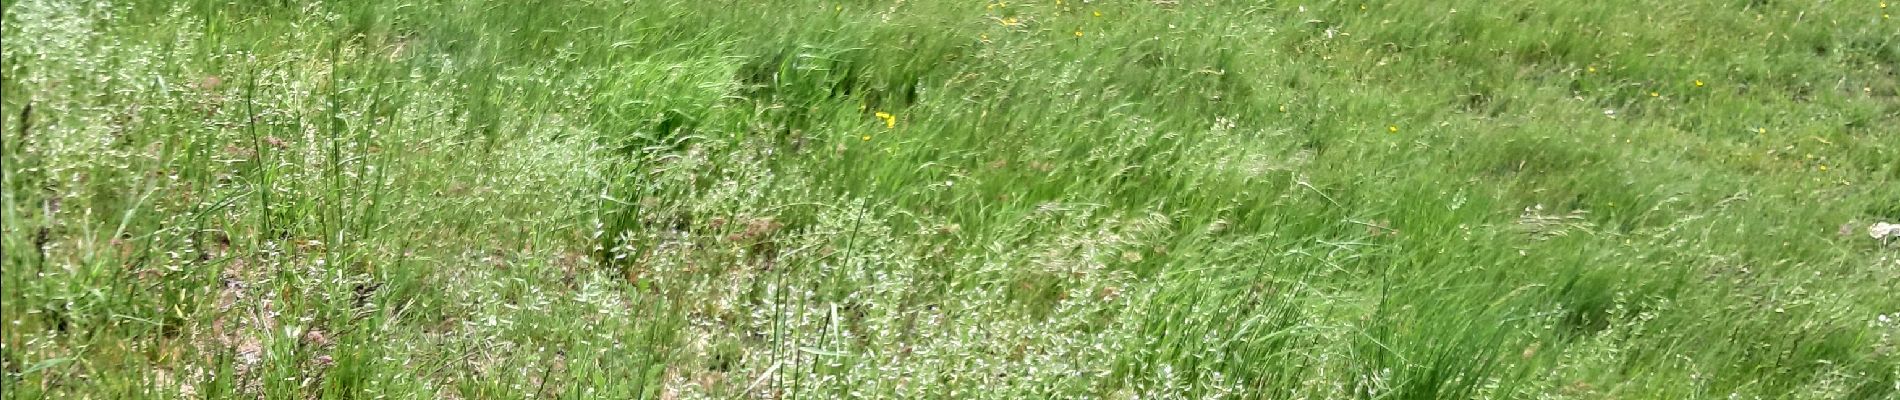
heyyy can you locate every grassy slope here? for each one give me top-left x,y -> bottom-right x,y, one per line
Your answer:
2,0 -> 1896,398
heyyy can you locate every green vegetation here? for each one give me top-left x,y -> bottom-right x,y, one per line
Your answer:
3,0 -> 1896,398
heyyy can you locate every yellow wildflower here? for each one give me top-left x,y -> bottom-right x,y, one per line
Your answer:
861,135 -> 871,141
1001,17 -> 1019,26
1650,91 -> 1660,97
1093,10 -> 1102,17
875,111 -> 896,129
1074,29 -> 1083,37
1694,79 -> 1704,87
1587,66 -> 1596,73
1819,165 -> 1829,171
1387,125 -> 1398,134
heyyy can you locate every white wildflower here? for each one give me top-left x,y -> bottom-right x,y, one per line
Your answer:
1869,222 -> 1900,240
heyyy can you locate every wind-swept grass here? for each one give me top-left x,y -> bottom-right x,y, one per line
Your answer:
3,0 -> 1896,398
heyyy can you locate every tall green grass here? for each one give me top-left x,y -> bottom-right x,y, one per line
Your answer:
3,0 -> 1896,398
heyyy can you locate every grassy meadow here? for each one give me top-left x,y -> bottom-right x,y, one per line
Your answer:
2,0 -> 1898,398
